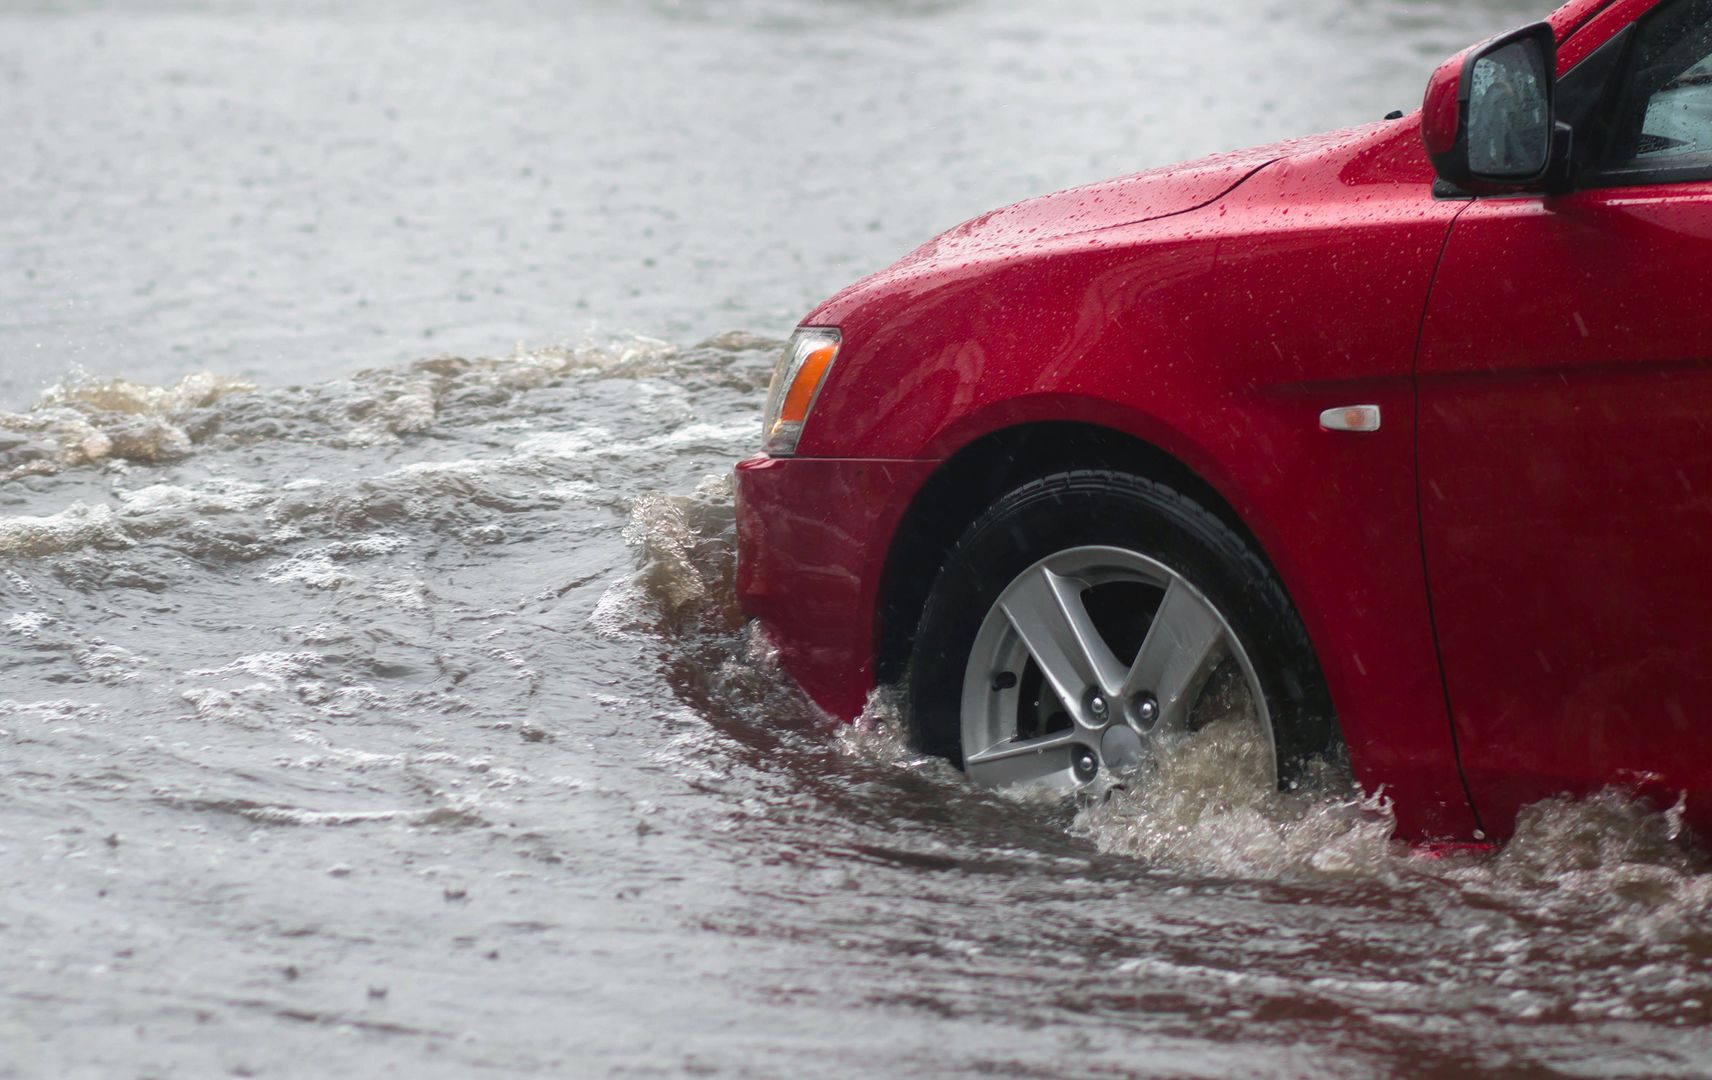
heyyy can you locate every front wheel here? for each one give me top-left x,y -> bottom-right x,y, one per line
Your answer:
905,470 -> 1336,791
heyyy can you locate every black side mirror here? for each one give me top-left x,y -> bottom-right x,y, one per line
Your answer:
1423,22 -> 1567,192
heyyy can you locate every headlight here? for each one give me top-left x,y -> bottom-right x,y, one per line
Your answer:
761,327 -> 841,456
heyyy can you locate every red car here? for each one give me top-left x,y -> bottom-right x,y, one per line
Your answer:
734,0 -> 1712,841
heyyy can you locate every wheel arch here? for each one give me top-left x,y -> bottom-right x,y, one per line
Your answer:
873,419 -> 1292,688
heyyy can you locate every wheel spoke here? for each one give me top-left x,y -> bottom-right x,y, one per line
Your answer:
964,730 -> 1082,789
999,566 -> 1126,714
1121,577 -> 1227,733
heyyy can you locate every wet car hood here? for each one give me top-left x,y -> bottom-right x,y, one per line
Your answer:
892,127 -> 1376,267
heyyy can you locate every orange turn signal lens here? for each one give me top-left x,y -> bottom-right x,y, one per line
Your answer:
778,344 -> 837,427
763,328 -> 841,455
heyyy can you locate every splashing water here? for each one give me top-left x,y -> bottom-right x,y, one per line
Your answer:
9,0 -> 1688,1068
1067,719 -> 1399,880
6,341 -> 1712,1078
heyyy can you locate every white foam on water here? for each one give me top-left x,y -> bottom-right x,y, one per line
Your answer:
39,371 -> 257,416
587,575 -> 647,640
188,651 -> 325,685
1070,718 -> 1400,879
834,686 -> 958,780
511,429 -> 606,461
0,372 -> 257,479
0,503 -> 131,557
115,479 -> 272,515
232,803 -> 408,827
0,336 -> 719,487
0,698 -> 112,732
345,372 -> 441,445
599,474 -> 742,639
260,535 -> 413,590
0,479 -> 281,559
830,675 -> 1712,919
4,611 -> 53,636
1438,789 -> 1712,942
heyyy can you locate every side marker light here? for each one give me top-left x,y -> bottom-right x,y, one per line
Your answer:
1319,405 -> 1382,433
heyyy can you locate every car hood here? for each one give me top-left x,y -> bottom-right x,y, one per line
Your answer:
890,126 -> 1380,269
805,122 -> 1407,328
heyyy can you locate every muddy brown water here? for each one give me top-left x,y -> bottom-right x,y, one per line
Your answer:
6,1 -> 1712,1077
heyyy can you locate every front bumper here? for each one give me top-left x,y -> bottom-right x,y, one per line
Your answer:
733,453 -> 939,720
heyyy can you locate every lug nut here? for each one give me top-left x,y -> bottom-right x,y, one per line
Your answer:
1131,693 -> 1160,729
1089,694 -> 1108,718
1072,747 -> 1099,782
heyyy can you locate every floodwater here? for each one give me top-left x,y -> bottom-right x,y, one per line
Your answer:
5,1 -> 1712,1076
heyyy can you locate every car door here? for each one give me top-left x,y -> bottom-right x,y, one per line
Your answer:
1417,0 -> 1712,833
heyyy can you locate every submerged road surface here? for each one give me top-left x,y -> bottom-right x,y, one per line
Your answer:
6,1 -> 1712,1077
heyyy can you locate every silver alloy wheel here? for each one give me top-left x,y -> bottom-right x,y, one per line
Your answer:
959,545 -> 1275,790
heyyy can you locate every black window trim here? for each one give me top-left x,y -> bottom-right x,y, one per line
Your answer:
1575,0 -> 1712,189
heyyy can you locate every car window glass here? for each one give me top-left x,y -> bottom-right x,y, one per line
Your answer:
1610,0 -> 1712,165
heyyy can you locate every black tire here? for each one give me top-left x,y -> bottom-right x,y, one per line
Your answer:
905,469 -> 1337,787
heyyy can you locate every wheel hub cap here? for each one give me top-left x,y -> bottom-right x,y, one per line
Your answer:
958,545 -> 1274,791
1099,724 -> 1145,772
